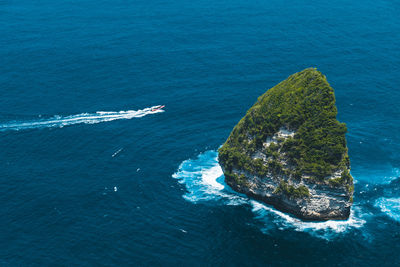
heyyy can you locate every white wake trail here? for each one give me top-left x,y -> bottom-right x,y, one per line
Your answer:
0,106 -> 164,131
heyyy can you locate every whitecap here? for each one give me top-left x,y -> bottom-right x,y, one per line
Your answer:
375,197 -> 400,222
172,150 -> 366,239
112,148 -> 123,158
172,150 -> 247,205
251,200 -> 366,239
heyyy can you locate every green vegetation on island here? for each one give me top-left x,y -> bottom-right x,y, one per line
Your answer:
274,181 -> 310,199
218,68 -> 353,195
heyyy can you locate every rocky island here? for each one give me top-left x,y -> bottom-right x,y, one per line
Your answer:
218,68 -> 353,221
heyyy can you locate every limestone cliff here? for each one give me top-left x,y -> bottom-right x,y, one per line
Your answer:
218,68 -> 353,221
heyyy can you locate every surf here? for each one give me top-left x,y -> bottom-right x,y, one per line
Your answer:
0,105 -> 165,131
375,197 -> 400,222
172,150 -> 366,239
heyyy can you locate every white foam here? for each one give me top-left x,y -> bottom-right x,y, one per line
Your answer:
112,148 -> 123,158
375,197 -> 400,222
201,165 -> 224,190
0,106 -> 164,131
172,150 -> 247,205
173,150 -> 366,239
251,200 -> 365,239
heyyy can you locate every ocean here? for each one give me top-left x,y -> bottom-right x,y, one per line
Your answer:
1,0 -> 399,265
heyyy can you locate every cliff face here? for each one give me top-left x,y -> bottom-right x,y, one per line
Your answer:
218,68 -> 353,221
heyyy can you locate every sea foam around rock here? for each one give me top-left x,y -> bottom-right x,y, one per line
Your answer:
172,150 -> 366,240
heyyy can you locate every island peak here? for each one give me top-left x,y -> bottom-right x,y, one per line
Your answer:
218,68 -> 353,221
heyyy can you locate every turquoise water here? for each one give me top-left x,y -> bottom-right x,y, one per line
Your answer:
1,0 -> 399,265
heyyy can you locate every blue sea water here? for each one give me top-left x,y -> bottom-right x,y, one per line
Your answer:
1,0 -> 400,265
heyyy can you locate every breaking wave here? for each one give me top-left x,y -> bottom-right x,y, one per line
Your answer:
251,201 -> 365,239
375,197 -> 400,222
172,150 -> 366,239
0,106 -> 164,131
172,150 -> 247,205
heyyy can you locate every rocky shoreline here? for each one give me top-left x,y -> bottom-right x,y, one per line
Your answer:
218,68 -> 354,221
